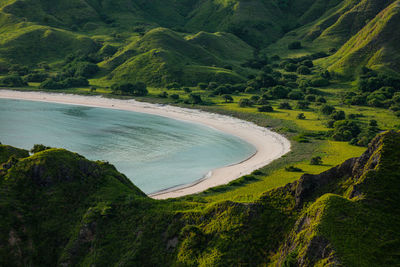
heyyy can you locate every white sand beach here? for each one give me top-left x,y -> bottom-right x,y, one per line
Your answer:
0,90 -> 291,199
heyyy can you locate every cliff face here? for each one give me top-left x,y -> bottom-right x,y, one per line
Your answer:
1,131 -> 400,266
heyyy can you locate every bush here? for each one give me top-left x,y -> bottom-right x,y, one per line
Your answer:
320,104 -> 336,115
330,110 -> 345,121
158,91 -> 168,98
239,98 -> 253,107
297,65 -> 311,75
297,113 -> 306,120
111,82 -> 148,96
222,94 -> 234,103
23,72 -> 48,83
188,93 -> 203,104
331,120 -> 361,141
296,101 -> 310,110
170,94 -> 179,100
305,95 -> 316,102
279,102 -> 292,109
39,78 -> 63,89
0,75 -> 27,87
31,144 -> 51,154
316,96 -> 327,103
258,105 -> 274,112
268,85 -> 290,99
166,82 -> 180,90
310,156 -> 322,165
288,41 -> 302,50
288,90 -> 304,100
302,60 -> 313,68
285,166 -> 303,172
284,63 -> 298,72
61,77 -> 89,88
198,83 -> 208,90
311,78 -> 330,87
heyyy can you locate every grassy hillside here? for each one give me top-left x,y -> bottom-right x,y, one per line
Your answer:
1,131 -> 399,266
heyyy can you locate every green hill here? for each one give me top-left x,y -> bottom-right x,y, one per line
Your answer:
1,0 -> 400,84
1,132 -> 400,266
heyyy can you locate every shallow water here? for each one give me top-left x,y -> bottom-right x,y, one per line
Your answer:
0,98 -> 256,194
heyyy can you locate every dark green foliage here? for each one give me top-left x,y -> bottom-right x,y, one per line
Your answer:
288,90 -> 304,100
222,94 -> 233,103
320,104 -> 336,115
158,91 -> 168,98
288,41 -> 302,50
297,65 -> 311,75
285,166 -> 303,172
188,93 -> 203,104
330,110 -> 346,121
331,120 -> 361,141
0,75 -> 27,87
238,98 -> 253,107
258,105 -> 274,112
310,156 -> 322,165
279,102 -> 292,110
311,78 -> 330,87
297,113 -> 306,120
111,82 -> 148,96
30,144 -> 51,154
170,94 -> 179,100
23,72 -> 48,83
296,101 -> 310,110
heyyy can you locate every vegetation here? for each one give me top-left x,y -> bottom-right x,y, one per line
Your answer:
1,0 -> 400,265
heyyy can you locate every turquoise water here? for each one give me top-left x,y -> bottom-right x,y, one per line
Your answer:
0,98 -> 256,194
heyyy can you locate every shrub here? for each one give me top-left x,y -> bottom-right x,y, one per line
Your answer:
285,166 -> 303,172
316,96 -> 327,103
320,104 -> 336,115
279,102 -> 292,110
297,113 -> 306,120
222,94 -> 233,103
296,101 -> 310,110
268,85 -> 290,99
331,120 -> 361,141
310,156 -> 322,165
330,110 -> 345,121
239,98 -> 253,107
302,60 -> 313,68
166,82 -> 181,90
0,75 -> 27,87
284,63 -> 298,72
30,144 -> 51,154
158,91 -> 168,98
39,78 -> 63,89
311,78 -> 329,87
170,94 -> 179,100
188,93 -> 203,104
258,105 -> 274,112
23,73 -> 48,83
305,95 -> 316,102
197,83 -> 208,90
111,82 -> 148,96
61,77 -> 89,88
297,65 -> 311,75
288,90 -> 304,100
288,41 -> 302,50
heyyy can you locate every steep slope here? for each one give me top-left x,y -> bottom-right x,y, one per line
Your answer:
323,0 -> 400,75
276,130 -> 400,266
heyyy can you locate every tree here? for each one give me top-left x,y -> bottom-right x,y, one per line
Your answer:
288,41 -> 302,50
297,66 -> 311,75
258,105 -> 274,112
31,144 -> 51,154
297,113 -> 306,120
239,98 -> 253,107
310,156 -> 323,165
222,94 -> 234,103
279,102 -> 292,110
188,94 -> 203,104
320,104 -> 336,115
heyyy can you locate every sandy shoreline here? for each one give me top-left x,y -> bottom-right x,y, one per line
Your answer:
0,89 -> 291,199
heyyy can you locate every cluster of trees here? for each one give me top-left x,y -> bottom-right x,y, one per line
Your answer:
111,82 -> 148,96
342,68 -> 400,116
0,75 -> 27,87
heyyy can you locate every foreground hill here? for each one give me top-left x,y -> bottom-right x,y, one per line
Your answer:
1,131 -> 400,266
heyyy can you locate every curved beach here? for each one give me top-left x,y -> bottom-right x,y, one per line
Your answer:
0,90 -> 291,199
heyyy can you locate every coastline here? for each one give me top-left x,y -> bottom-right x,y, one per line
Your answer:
0,89 -> 291,199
